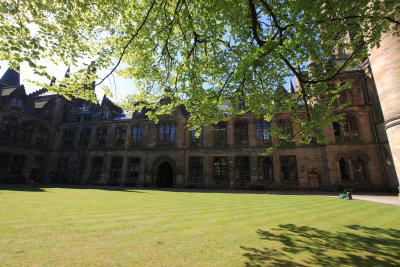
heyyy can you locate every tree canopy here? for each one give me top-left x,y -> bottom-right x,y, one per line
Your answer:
1,0 -> 399,143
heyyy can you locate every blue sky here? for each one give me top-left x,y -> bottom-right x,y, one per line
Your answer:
0,60 -> 137,103
1,60 -> 296,103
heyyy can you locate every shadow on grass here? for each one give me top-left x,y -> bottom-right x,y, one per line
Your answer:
0,185 -> 47,192
0,184 -> 146,193
241,224 -> 400,266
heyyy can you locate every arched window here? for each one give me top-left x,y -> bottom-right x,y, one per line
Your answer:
132,126 -> 143,144
235,120 -> 248,145
339,155 -> 369,181
214,122 -> 227,145
352,157 -> 368,181
158,123 -> 176,144
256,120 -> 271,142
333,114 -> 359,141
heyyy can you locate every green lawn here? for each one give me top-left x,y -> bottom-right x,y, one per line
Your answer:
0,186 -> 399,266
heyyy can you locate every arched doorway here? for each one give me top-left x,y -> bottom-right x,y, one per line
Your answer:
156,161 -> 174,187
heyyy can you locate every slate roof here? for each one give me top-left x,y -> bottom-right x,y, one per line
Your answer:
0,67 -> 20,86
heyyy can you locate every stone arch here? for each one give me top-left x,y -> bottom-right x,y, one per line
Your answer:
151,155 -> 178,187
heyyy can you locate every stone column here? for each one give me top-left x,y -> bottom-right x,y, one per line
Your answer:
368,32 -> 400,195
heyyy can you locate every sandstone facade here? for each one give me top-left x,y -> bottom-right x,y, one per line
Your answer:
0,64 -> 397,191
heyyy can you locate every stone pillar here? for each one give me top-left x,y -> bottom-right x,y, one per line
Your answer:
368,32 -> 400,195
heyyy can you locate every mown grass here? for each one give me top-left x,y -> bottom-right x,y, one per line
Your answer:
0,186 -> 399,266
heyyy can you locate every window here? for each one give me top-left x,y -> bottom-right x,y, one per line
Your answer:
17,122 -> 33,143
34,155 -> 43,163
115,127 -> 127,147
0,152 -> 11,175
256,120 -> 271,142
101,110 -> 109,120
335,90 -> 350,106
9,154 -> 25,175
127,157 -> 140,184
0,116 -> 17,140
191,130 -> 202,147
214,122 -> 227,145
235,157 -> 250,181
110,157 -> 123,181
96,127 -> 107,148
235,120 -> 249,145
339,156 -> 368,181
280,156 -> 297,181
133,109 -> 146,119
189,157 -> 203,182
132,126 -> 143,144
91,157 -> 103,179
353,157 -> 368,181
57,157 -> 69,181
333,114 -> 359,141
10,97 -> 23,108
78,127 -> 92,147
213,157 -> 229,182
36,126 -> 49,147
258,156 -> 274,181
339,157 -> 350,180
277,119 -> 293,137
62,128 -> 76,148
158,123 -> 176,144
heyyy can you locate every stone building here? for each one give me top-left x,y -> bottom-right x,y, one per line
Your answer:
0,61 -> 398,192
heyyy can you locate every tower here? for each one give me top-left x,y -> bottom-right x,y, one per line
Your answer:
368,31 -> 400,195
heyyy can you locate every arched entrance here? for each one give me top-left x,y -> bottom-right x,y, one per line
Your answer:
156,161 -> 174,187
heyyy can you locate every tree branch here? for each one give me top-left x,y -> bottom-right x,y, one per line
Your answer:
248,0 -> 266,46
95,0 -> 157,87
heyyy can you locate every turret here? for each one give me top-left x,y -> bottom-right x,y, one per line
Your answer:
368,31 -> 400,195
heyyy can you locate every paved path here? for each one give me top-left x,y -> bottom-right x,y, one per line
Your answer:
352,194 -> 400,207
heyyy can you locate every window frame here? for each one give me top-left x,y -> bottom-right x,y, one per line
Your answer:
280,156 -> 298,181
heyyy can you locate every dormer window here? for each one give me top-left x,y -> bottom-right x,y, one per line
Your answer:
10,97 -> 23,108
134,109 -> 145,119
190,130 -> 202,147
101,110 -> 109,120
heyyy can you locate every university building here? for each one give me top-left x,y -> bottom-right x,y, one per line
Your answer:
1,35 -> 399,191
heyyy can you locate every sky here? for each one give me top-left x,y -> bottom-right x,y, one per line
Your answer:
0,60 -> 295,104
0,60 -> 137,103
